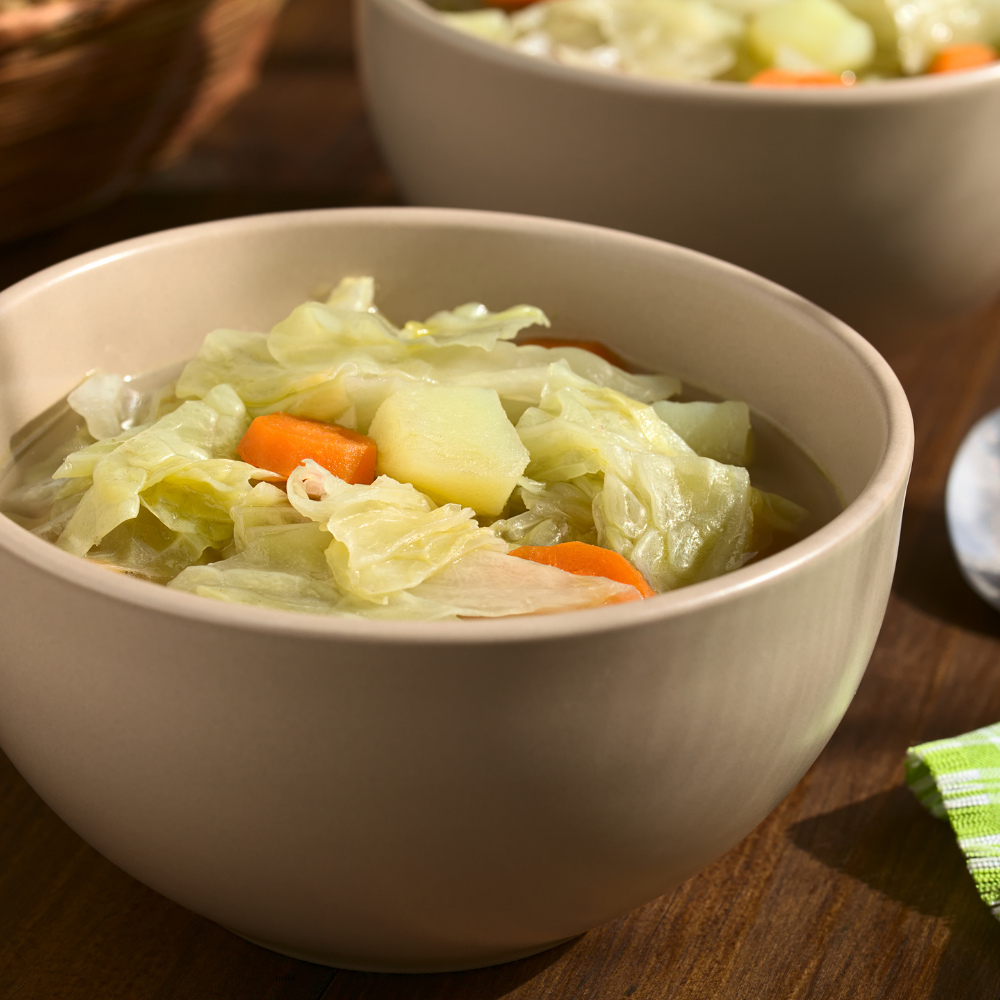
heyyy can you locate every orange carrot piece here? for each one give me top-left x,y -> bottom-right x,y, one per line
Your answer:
237,413 -> 377,484
510,541 -> 656,599
928,43 -> 998,74
748,68 -> 851,87
518,337 -> 637,373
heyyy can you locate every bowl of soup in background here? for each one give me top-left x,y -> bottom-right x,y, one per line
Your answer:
0,207 -> 911,971
357,0 -> 1000,336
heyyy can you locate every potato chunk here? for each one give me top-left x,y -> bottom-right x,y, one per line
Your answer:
368,385 -> 530,516
748,0 -> 875,74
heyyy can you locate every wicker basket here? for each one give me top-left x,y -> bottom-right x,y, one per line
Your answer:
0,0 -> 287,243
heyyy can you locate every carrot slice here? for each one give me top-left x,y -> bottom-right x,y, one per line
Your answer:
237,413 -> 377,484
510,541 -> 656,599
928,43 -> 998,74
748,68 -> 850,87
518,337 -> 637,372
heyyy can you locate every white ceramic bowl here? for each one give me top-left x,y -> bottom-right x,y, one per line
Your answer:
358,0 -> 1000,334
0,208 -> 911,972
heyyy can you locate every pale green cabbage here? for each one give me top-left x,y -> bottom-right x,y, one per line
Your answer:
170,520 -> 347,614
653,399 -> 752,465
490,475 -> 602,546
284,461 -> 508,601
748,0 -> 876,73
170,543 -> 638,619
53,384 -> 274,576
511,373 -> 801,590
67,373 -> 136,441
399,301 -> 551,349
175,278 -> 678,434
8,274 -> 809,618
610,0 -> 744,79
516,371 -> 694,482
169,462 -> 637,616
441,0 -> 1000,81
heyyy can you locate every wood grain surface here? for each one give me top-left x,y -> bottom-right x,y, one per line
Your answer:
3,0 -> 1000,996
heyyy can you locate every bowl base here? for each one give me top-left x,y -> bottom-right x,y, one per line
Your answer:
225,927 -> 578,973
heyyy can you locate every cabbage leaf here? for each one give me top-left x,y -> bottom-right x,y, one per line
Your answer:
516,378 -> 762,590
285,461 -> 507,601
653,399 -> 752,465
491,475 -> 602,546
67,372 -> 143,441
400,302 -> 550,350
54,384 -> 271,560
174,278 -> 675,434
170,472 -> 635,617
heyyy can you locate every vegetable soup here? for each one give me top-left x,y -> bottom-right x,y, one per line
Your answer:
0,277 -> 841,620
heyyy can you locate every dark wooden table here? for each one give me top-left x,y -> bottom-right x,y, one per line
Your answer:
3,1 -> 1000,996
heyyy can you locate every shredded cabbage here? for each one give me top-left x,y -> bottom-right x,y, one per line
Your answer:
491,475 -> 602,545
512,377 -> 766,589
67,373 -> 139,441
175,279 -> 676,432
55,384 -> 273,571
439,0 -> 1000,81
7,275 -> 810,619
653,399 -> 752,465
169,462 -> 637,616
284,461 -> 507,601
399,301 -> 551,349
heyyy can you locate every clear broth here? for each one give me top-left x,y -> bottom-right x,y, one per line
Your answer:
0,362 -> 843,563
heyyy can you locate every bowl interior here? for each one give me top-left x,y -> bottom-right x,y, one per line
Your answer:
0,208 -> 898,518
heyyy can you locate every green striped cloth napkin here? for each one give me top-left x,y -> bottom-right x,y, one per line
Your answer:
906,723 -> 1000,917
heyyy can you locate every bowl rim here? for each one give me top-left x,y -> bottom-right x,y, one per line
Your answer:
363,0 -> 1000,106
0,206 -> 914,646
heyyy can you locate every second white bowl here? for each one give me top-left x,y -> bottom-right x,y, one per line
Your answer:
358,0 -> 1000,334
0,208 -> 911,971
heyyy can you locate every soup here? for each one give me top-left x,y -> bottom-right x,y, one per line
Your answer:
0,277 -> 841,620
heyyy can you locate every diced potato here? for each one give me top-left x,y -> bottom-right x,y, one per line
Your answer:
748,0 -> 876,73
368,385 -> 530,516
441,9 -> 516,43
652,400 -> 753,466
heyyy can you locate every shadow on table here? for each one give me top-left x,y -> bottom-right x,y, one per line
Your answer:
892,502 -> 1000,640
0,185 -> 400,294
0,742 -> 572,1000
319,940 -> 577,1000
790,786 -> 1000,999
